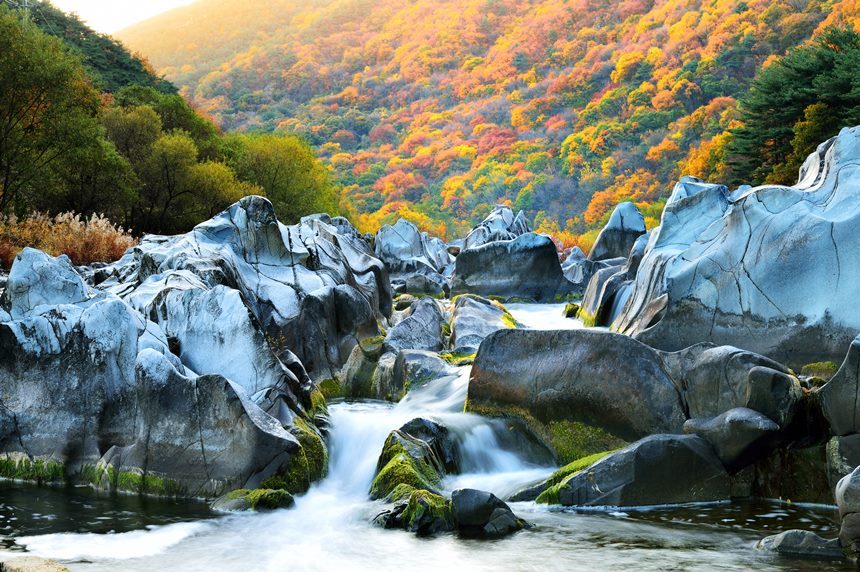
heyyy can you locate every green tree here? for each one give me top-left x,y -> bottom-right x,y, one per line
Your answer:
138,131 -> 198,233
729,27 -> 860,184
101,105 -> 163,165
225,133 -> 339,223
0,6 -> 101,214
183,160 -> 260,223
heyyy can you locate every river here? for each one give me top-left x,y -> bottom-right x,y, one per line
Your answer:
0,304 -> 850,571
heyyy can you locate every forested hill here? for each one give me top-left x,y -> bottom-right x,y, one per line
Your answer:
10,0 -> 175,94
119,0 -> 860,245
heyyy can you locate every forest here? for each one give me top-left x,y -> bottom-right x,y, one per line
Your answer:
119,0 -> 860,249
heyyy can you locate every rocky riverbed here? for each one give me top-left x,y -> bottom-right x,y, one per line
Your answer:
3,128 -> 860,569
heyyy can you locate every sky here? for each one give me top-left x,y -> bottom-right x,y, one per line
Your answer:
49,0 -> 195,33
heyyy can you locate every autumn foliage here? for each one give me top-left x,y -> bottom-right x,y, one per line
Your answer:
119,0 -> 860,241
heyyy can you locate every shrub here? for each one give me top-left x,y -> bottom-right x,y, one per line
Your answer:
0,212 -> 136,269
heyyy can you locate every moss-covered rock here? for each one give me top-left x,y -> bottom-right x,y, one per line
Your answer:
466,402 -> 626,465
801,361 -> 839,381
370,430 -> 444,500
563,302 -> 580,318
402,489 -> 454,535
212,488 -> 295,512
318,378 -> 342,399
535,451 -> 614,504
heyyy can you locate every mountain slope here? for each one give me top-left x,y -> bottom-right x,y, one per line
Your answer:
22,0 -> 176,94
119,0 -> 859,243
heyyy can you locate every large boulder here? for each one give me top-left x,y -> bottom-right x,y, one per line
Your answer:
462,205 -> 530,250
587,201 -> 646,262
683,408 -> 779,469
451,488 -> 527,538
756,530 -> 843,560
96,196 -> 390,381
537,434 -> 731,506
451,233 -> 577,302
449,295 -> 516,355
383,297 -> 445,354
820,335 -> 860,436
837,467 -> 860,557
468,329 -> 687,442
375,219 -> 452,297
605,128 -> 860,366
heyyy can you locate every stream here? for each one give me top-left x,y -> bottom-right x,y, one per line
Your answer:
0,304 -> 851,570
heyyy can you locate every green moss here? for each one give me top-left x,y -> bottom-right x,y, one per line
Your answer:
318,378 -> 342,399
578,309 -> 598,328
439,351 -> 477,366
275,416 -> 329,494
0,455 -> 65,484
466,402 -> 626,465
441,322 -> 452,338
563,302 -> 580,318
226,488 -> 294,510
402,489 -> 453,531
489,299 -> 518,329
113,469 -> 184,496
309,388 -> 328,418
370,433 -> 442,500
800,361 -> 839,381
386,483 -> 417,503
360,335 -> 385,351
535,450 -> 615,506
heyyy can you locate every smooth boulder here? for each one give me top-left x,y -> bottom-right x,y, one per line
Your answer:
451,488 -> 527,538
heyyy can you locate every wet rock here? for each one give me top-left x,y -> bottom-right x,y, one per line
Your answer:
383,297 -> 445,354
211,488 -> 295,512
663,344 -> 801,426
451,233 -> 577,302
375,489 -> 455,536
587,201 -> 646,262
539,434 -> 731,507
469,329 -> 687,441
375,219 -> 452,275
827,434 -> 860,493
756,530 -> 843,560
392,350 -> 459,393
449,294 -> 516,355
370,430 -> 445,500
607,128 -> 860,366
578,233 -> 648,327
683,408 -> 779,468
451,488 -> 527,538
462,205 -> 530,250
399,418 -> 460,474
820,335 -> 860,436
95,196 -> 390,381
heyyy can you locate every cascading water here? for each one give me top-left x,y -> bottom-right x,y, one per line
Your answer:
1,305 -> 844,571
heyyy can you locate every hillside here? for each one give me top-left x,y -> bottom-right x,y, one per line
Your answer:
18,0 -> 176,94
119,0 -> 860,245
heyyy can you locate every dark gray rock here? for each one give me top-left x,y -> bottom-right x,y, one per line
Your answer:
375,219 -> 452,275
399,418 -> 460,474
469,329 -> 687,441
587,201 -> 646,262
820,335 -> 860,436
451,488 -> 527,538
683,408 -> 779,468
383,297 -> 445,354
662,344 -> 801,425
757,530 -> 843,560
462,206 -> 530,250
549,434 -> 731,507
450,295 -> 515,355
392,350 -> 459,393
451,233 -> 577,302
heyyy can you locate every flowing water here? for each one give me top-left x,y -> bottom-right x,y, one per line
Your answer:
0,304 -> 851,571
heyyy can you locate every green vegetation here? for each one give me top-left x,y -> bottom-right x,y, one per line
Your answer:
563,303 -> 580,319
317,378 -> 342,400
0,455 -> 64,484
401,489 -> 453,533
438,352 -> 477,367
800,361 -> 840,381
536,451 -> 615,505
225,488 -> 295,510
466,402 -> 626,465
370,433 -> 442,500
0,5 -> 340,267
727,27 -> 860,185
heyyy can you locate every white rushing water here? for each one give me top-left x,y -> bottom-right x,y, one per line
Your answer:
4,305 -> 838,571
506,303 -> 583,331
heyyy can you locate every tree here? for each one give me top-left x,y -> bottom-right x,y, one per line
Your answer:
0,7 -> 101,214
137,131 -> 198,233
225,133 -> 339,223
728,27 -> 860,184
101,104 -> 162,165
184,161 -> 260,222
